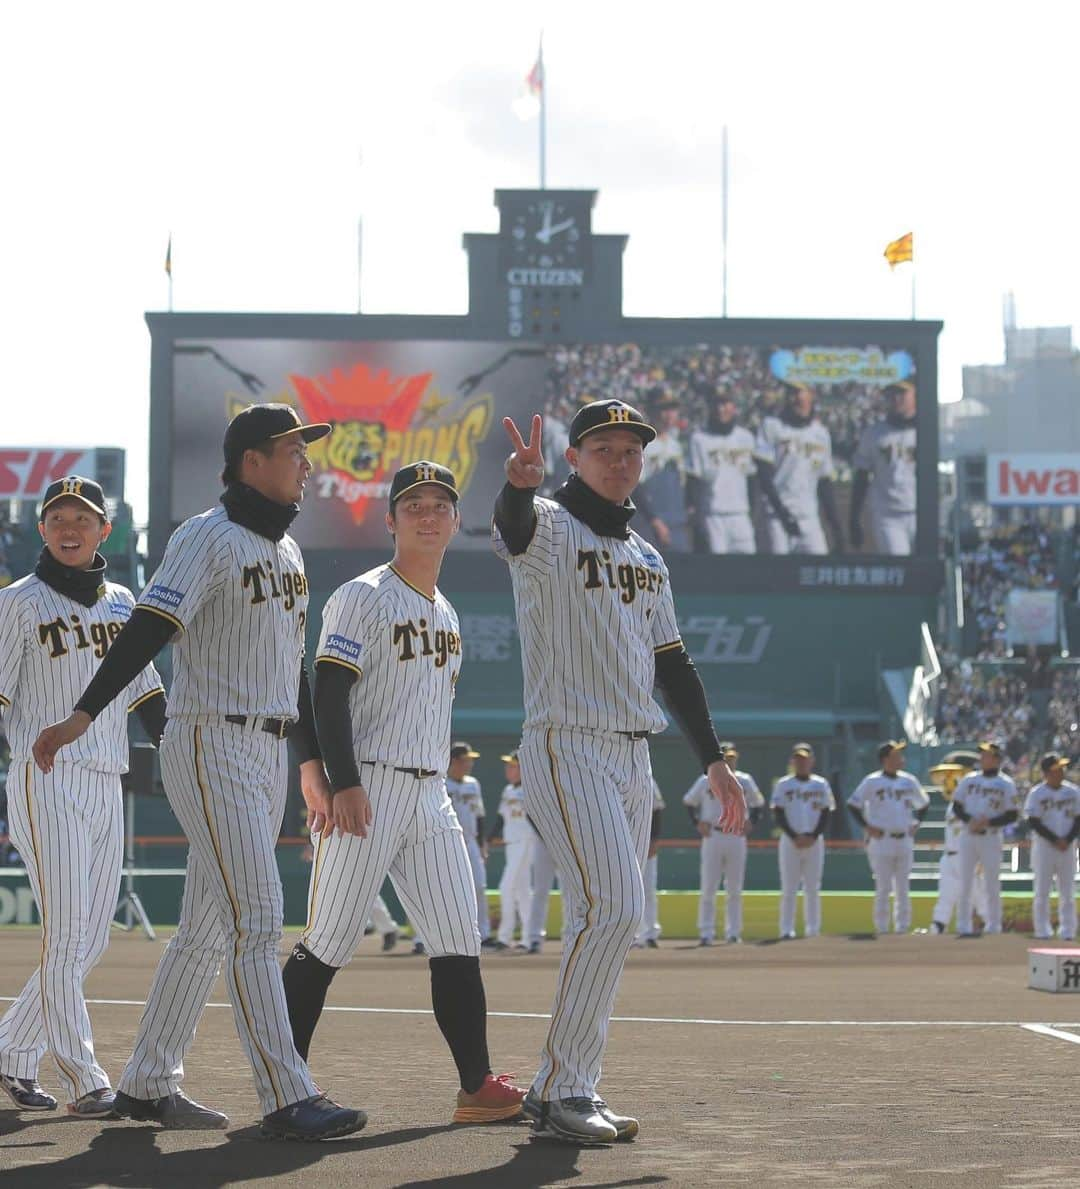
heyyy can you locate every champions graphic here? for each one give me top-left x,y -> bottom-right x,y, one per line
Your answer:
227,362 -> 493,525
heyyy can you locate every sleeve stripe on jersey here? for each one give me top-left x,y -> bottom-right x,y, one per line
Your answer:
314,655 -> 363,678
138,604 -> 184,632
128,688 -> 165,712
0,692 -> 10,708
653,639 -> 683,654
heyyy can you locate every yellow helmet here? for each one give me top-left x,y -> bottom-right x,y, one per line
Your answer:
928,749 -> 979,800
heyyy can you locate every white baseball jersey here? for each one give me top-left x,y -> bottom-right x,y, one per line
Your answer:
952,771 -> 1020,822
755,417 -> 835,513
316,564 -> 461,773
852,420 -> 917,514
641,432 -> 686,485
139,506 -> 308,720
447,774 -> 484,842
492,497 -> 678,733
847,771 -> 928,833
684,770 -> 764,822
770,774 -> 836,834
686,428 -> 756,515
1024,780 -> 1080,839
497,782 -> 531,845
0,575 -> 162,771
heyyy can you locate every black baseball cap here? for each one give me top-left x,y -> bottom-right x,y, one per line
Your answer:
791,742 -> 814,758
388,461 -> 460,506
1041,753 -> 1070,773
40,476 -> 108,521
718,741 -> 739,759
568,399 -> 657,448
878,740 -> 907,761
450,741 -> 480,759
500,750 -> 519,763
223,403 -> 332,470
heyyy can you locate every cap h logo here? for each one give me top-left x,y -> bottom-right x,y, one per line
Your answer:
61,478 -> 84,496
415,463 -> 437,482
607,406 -> 632,424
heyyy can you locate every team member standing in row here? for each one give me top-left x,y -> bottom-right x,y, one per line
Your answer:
0,478 -> 165,1118
494,404 -> 745,1144
1024,754 -> 1080,941
489,751 -> 533,950
633,780 -> 666,949
446,742 -> 492,946
281,462 -> 524,1124
846,741 -> 929,935
526,823 -> 558,955
684,742 -> 765,944
849,382 -> 918,556
952,741 -> 1020,936
771,743 -> 835,939
34,405 -> 364,1139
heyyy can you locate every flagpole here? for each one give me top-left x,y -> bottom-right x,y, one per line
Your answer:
721,125 -> 729,318
538,35 -> 547,189
167,233 -> 173,313
357,217 -> 363,313
910,263 -> 916,320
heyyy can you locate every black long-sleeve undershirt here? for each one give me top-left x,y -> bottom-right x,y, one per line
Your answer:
848,803 -> 867,829
291,664 -> 321,765
1028,816 -> 1060,844
818,477 -> 844,548
988,809 -> 1018,829
133,690 -> 167,748
811,809 -> 830,838
773,807 -> 797,839
312,660 -> 361,794
653,647 -> 723,772
493,482 -> 538,555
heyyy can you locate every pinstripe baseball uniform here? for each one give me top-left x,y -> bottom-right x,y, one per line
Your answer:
1023,778 -> 1080,940
0,571 -> 162,1104
116,506 -> 320,1116
770,774 -> 835,936
952,771 -> 1020,935
494,780 -> 533,947
686,427 -> 757,554
755,416 -> 834,554
299,564 -> 480,967
685,769 -> 764,942
446,774 -> 491,942
852,419 -> 916,555
494,494 -> 678,1100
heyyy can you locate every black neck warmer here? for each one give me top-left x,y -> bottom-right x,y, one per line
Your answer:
553,473 -> 636,540
887,413 -> 917,430
35,546 -> 107,608
781,408 -> 813,429
220,482 -> 299,543
707,417 -> 737,436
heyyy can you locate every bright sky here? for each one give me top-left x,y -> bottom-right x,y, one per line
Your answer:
3,0 -> 1078,522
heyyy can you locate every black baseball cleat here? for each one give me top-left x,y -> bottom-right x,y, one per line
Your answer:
645,938 -> 659,949
1,1074 -> 58,1112
381,929 -> 399,952
527,941 -> 542,954
261,1093 -> 367,1141
112,1089 -> 228,1130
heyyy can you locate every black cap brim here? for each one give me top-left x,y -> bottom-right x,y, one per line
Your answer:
390,478 -> 459,505
269,422 -> 332,444
573,421 -> 657,447
41,491 -> 108,519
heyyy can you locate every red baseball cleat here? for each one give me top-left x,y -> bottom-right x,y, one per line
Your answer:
452,1073 -> 526,1123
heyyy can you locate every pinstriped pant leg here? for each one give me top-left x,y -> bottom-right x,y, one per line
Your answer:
519,729 -> 645,1101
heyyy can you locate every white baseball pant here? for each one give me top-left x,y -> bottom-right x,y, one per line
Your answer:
871,511 -> 916,556
528,829 -> 557,946
1030,838 -> 1078,939
699,831 -> 748,941
368,893 -> 397,936
519,726 -> 652,1101
866,835 -> 915,933
778,834 -> 825,936
934,848 -> 988,929
635,853 -> 660,944
767,513 -> 828,555
957,830 -> 1003,934
0,762 -> 122,1103
497,835 -> 534,946
703,514 -> 755,555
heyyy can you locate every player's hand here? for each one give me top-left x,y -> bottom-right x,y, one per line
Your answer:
332,785 -> 373,838
32,711 -> 92,774
1057,838 -> 1070,852
866,825 -> 884,840
651,517 -> 672,547
299,759 -> 334,836
707,759 -> 746,835
503,415 -> 545,489
780,510 -> 800,539
696,820 -> 712,838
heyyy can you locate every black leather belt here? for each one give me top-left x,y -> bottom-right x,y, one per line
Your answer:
888,831 -> 908,839
224,714 -> 293,739
395,766 -> 438,779
618,731 -> 650,741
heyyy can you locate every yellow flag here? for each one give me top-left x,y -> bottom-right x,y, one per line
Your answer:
884,232 -> 913,269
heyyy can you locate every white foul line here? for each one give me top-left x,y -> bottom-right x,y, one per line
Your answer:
1021,1023 -> 1080,1046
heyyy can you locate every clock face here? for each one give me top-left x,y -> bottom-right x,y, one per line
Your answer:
507,198 -> 584,269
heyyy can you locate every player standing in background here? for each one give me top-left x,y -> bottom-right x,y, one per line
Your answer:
0,478 -> 165,1119
489,751 -> 533,950
634,390 -> 690,552
755,383 -> 843,555
633,780 -> 666,949
849,382 -> 918,555
927,751 -> 987,935
33,405 -> 364,1139
281,462 -> 524,1125
494,403 -> 746,1144
846,741 -> 929,935
952,741 -> 1020,937
368,893 -> 401,952
687,391 -> 798,555
526,823 -> 558,955
1023,754 -> 1080,941
684,742 -> 765,944
446,742 -> 492,947
771,743 -> 835,939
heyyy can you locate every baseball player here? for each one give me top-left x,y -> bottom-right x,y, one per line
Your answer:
0,477 -> 165,1118
1024,754 -> 1080,941
755,383 -> 843,555
368,893 -> 400,952
849,382 -> 918,556
927,750 -> 986,933
33,405 -> 364,1140
684,742 -> 765,944
526,824 -> 557,954
446,742 -> 492,946
771,743 -> 835,938
952,741 -> 1020,936
635,390 -> 690,552
686,392 -> 798,554
280,461 -> 525,1125
489,750 -> 533,950
633,780 -> 666,948
494,403 -> 746,1144
846,741 -> 929,935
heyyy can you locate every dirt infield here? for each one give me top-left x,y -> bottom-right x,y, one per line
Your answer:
2,928 -> 1079,1188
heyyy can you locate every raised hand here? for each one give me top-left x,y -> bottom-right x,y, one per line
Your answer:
503,415 -> 545,489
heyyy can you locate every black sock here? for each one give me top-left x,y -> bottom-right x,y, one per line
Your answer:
281,942 -> 338,1061
430,955 -> 491,1093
